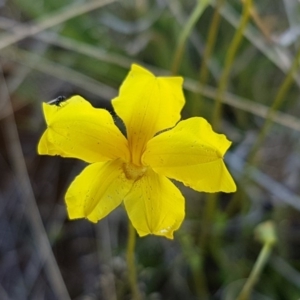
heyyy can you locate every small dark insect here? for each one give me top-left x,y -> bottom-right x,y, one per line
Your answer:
47,96 -> 67,106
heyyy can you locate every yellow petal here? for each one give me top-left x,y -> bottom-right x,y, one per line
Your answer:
38,130 -> 65,157
142,117 -> 236,193
65,159 -> 133,222
124,169 -> 185,239
112,64 -> 185,166
38,95 -> 130,163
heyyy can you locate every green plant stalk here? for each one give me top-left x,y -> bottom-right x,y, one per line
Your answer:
193,0 -> 225,116
200,193 -> 218,248
0,0 -> 116,50
247,46 -> 300,164
199,0 -> 225,85
126,222 -> 141,300
232,48 -> 300,221
212,0 -> 252,130
191,193 -> 217,300
236,241 -> 274,300
178,233 -> 208,298
171,0 -> 211,75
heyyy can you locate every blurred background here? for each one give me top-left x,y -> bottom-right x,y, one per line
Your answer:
1,0 -> 300,299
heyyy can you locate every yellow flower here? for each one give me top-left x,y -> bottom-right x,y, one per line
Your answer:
38,64 -> 236,239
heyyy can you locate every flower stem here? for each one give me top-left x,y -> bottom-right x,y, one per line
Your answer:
236,221 -> 276,300
199,0 -> 225,86
200,193 -> 218,248
193,0 -> 225,115
126,222 -> 142,300
226,49 -> 300,215
212,0 -> 252,130
171,0 -> 211,75
226,48 -> 300,227
236,243 -> 272,300
247,46 -> 300,164
178,232 -> 208,298
198,193 -> 220,299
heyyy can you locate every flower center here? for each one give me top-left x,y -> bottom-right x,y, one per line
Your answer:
123,163 -> 148,181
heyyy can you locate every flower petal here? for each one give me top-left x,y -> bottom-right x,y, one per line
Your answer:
38,95 -> 130,163
65,159 -> 133,223
142,117 -> 236,193
112,64 -> 185,165
124,169 -> 185,239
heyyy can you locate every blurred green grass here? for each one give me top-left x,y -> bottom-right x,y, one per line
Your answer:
1,0 -> 300,299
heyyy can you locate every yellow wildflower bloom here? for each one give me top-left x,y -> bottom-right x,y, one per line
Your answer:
38,64 -> 236,239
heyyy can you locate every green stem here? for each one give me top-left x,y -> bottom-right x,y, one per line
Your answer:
179,233 -> 208,298
191,193 -> 218,300
212,0 -> 252,130
227,49 -> 300,216
193,0 -> 224,116
236,242 -> 274,300
200,193 -> 218,248
199,0 -> 225,85
247,46 -> 300,164
171,0 -> 211,75
0,0 -> 117,50
126,222 -> 141,300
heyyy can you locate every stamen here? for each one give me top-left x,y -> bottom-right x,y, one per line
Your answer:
123,163 -> 148,181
